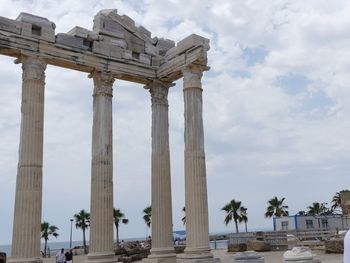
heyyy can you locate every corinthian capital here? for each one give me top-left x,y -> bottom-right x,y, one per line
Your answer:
16,56 -> 47,82
89,71 -> 115,96
181,64 -> 206,90
145,80 -> 174,106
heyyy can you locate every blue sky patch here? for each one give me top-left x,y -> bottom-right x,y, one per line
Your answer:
276,73 -> 311,95
243,46 -> 269,66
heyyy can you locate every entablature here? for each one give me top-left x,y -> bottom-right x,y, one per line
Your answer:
0,10 -> 209,84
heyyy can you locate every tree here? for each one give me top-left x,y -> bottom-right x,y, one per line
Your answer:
74,209 -> 90,254
143,206 -> 152,228
239,206 -> 248,232
265,196 -> 289,218
41,222 -> 59,257
113,208 -> 129,246
143,206 -> 152,238
181,207 -> 186,225
222,199 -> 246,233
307,202 -> 332,216
332,190 -> 350,213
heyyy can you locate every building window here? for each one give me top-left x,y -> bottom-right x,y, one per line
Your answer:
306,219 -> 314,229
281,221 -> 288,230
321,219 -> 329,229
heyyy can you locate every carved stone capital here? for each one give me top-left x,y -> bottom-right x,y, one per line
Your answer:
15,56 -> 47,82
182,64 -> 204,90
145,80 -> 174,106
89,71 -> 115,96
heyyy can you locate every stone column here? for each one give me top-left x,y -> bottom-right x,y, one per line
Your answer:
10,56 -> 47,263
86,71 -> 115,263
144,80 -> 176,263
178,65 -> 218,263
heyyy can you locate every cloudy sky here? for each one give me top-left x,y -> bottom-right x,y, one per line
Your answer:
1,0 -> 350,245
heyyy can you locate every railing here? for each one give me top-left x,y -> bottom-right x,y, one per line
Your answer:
228,229 -> 340,250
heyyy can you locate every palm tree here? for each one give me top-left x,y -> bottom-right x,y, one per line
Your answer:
265,196 -> 289,218
143,206 -> 152,228
113,208 -> 129,246
332,190 -> 350,213
307,202 -> 329,216
222,199 -> 246,233
239,206 -> 248,232
143,206 -> 152,238
41,222 -> 59,257
74,209 -> 90,254
181,207 -> 186,225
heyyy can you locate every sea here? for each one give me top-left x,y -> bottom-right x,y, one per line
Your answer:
0,239 -> 228,257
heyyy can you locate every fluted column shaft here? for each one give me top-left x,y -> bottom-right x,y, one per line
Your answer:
87,71 -> 115,263
11,56 -> 46,263
146,80 -> 175,260
182,65 -> 211,258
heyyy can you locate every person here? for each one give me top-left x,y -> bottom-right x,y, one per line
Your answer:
345,230 -> 350,263
55,248 -> 65,263
65,249 -> 73,263
120,240 -> 125,248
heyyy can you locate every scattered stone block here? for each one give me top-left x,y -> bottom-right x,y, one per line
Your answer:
234,251 -> 264,263
228,243 -> 247,252
283,247 -> 321,262
247,240 -> 270,252
325,238 -> 343,253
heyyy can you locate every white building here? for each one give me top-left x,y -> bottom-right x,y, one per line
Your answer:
274,215 -> 350,231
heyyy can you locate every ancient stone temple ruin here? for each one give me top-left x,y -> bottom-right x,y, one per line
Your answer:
0,9 -> 217,263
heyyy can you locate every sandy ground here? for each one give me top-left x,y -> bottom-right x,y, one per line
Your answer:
41,249 -> 343,263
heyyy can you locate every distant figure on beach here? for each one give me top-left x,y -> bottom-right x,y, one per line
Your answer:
56,248 -> 65,263
120,240 -> 125,248
345,230 -> 350,263
65,249 -> 73,263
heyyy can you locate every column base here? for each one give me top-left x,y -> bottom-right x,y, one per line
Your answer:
8,257 -> 42,263
85,252 -> 115,263
176,256 -> 220,263
143,247 -> 176,263
177,248 -> 220,263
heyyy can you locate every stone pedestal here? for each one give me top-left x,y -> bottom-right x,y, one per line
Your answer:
86,71 -> 115,263
234,251 -> 264,263
10,56 -> 47,263
143,80 -> 176,263
177,65 -> 219,263
283,247 -> 321,262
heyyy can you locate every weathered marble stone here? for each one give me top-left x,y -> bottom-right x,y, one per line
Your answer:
1,9 -> 212,263
228,243 -> 247,252
246,240 -> 270,252
234,251 -> 264,263
156,38 -> 175,56
0,17 -> 21,34
16,12 -> 55,42
325,239 -> 344,253
56,33 -> 91,50
283,247 -> 321,262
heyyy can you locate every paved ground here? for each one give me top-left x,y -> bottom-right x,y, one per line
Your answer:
42,249 -> 343,263
213,248 -> 343,263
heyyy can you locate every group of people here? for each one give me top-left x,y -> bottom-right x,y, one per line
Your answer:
55,248 -> 73,263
